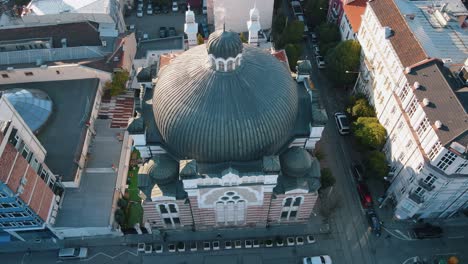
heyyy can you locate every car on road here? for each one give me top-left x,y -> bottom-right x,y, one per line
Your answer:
168,27 -> 176,37
352,162 -> 365,182
313,45 -> 320,56
310,32 -> 318,43
159,27 -> 167,38
412,224 -> 443,239
366,209 -> 382,237
334,112 -> 350,135
316,56 -> 326,69
172,1 -> 179,12
303,255 -> 332,264
154,5 -> 161,14
357,182 -> 373,208
162,5 -> 169,13
58,247 -> 88,260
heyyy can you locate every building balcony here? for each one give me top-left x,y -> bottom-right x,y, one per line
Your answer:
408,191 -> 424,204
418,179 -> 435,191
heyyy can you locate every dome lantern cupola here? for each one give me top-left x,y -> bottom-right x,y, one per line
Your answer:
206,30 -> 243,72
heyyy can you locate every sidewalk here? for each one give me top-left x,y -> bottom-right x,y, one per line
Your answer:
0,220 -> 330,253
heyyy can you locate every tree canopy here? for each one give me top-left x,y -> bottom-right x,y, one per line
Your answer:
104,70 -> 129,96
364,151 -> 389,179
197,34 -> 204,45
320,168 -> 336,190
351,98 -> 376,118
353,117 -> 387,150
285,44 -> 303,70
304,0 -> 328,27
275,20 -> 304,49
325,40 -> 361,86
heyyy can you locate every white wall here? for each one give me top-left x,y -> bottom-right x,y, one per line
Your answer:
213,0 -> 273,32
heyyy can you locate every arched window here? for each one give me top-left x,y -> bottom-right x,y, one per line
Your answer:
215,191 -> 246,225
281,197 -> 302,221
157,203 -> 180,228
227,60 -> 234,71
236,56 -> 242,67
217,61 -> 225,72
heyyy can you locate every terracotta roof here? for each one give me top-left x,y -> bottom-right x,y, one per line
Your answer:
405,59 -> 468,147
0,21 -> 101,48
369,0 -> 427,67
343,0 -> 367,33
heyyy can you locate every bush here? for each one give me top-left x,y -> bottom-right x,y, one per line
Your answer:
353,117 -> 387,149
105,70 -> 129,96
239,32 -> 248,43
351,99 -> 376,118
197,34 -> 204,45
114,209 -> 125,226
320,168 -> 336,190
364,151 -> 389,179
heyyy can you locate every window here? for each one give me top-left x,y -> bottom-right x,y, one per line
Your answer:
157,203 -> 180,227
281,197 -> 302,221
21,145 -> 31,160
390,106 -> 396,114
399,84 -> 410,102
24,72 -> 33,76
414,186 -> 425,197
428,141 -> 442,160
436,151 -> 457,171
217,61 -> 224,72
406,99 -> 418,118
416,118 -> 429,137
215,192 -> 245,225
397,121 -> 404,129
416,163 -> 424,173
400,186 -> 406,194
423,174 -> 437,187
455,160 -> 468,174
398,152 -> 405,161
226,60 -> 234,71
1,74 -> 9,78
406,140 -> 413,149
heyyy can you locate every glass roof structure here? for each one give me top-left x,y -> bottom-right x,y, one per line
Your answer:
2,89 -> 53,133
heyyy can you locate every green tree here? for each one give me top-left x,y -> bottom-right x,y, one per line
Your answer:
117,198 -> 128,209
353,117 -> 387,149
316,23 -> 340,46
105,70 -> 130,96
304,0 -> 328,27
114,209 -> 125,226
272,13 -> 287,36
197,33 -> 204,45
320,168 -> 336,190
351,98 -> 376,118
276,20 -> 304,49
239,32 -> 248,43
364,151 -> 389,179
324,40 -> 361,86
285,44 -> 302,70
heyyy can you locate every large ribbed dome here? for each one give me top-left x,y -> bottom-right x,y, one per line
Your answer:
207,30 -> 243,59
1,88 -> 52,133
153,43 -> 299,163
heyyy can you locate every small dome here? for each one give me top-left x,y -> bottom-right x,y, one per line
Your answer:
1,89 -> 52,133
280,147 -> 312,178
207,30 -> 243,59
147,155 -> 179,185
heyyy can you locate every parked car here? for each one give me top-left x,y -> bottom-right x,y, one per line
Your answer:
168,27 -> 176,37
147,4 -> 153,15
203,6 -> 207,14
154,5 -> 161,14
310,32 -> 318,43
172,1 -> 179,12
352,162 -> 365,182
162,5 -> 169,13
334,112 -> 350,135
366,209 -> 382,237
313,45 -> 320,56
58,247 -> 88,260
159,26 -> 167,38
357,183 -> 372,208
316,56 -> 326,69
136,7 -> 143,17
412,224 -> 443,239
303,255 -> 332,264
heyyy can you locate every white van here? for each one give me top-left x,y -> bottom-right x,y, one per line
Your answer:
58,247 -> 88,259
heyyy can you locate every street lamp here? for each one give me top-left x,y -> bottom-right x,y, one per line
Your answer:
345,70 -> 363,94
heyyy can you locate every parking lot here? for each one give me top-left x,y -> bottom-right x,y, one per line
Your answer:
125,1 -> 207,41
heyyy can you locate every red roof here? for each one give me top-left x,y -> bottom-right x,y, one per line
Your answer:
343,0 -> 367,33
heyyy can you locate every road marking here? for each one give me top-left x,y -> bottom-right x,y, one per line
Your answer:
448,236 -> 464,239
85,168 -> 115,173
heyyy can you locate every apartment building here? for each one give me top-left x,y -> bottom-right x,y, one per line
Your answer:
357,0 -> 468,220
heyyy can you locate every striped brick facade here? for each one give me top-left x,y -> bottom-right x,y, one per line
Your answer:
142,199 -> 193,229
268,192 -> 319,224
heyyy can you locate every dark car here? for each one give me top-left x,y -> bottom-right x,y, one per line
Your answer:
162,5 -> 169,13
352,163 -> 365,182
412,224 -> 443,239
357,183 -> 372,208
159,27 -> 167,38
168,27 -> 176,37
366,209 -> 381,237
154,5 -> 161,14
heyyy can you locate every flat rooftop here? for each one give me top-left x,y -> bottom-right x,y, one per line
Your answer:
0,79 -> 98,182
25,0 -> 111,16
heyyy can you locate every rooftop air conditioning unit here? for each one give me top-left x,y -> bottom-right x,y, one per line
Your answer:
435,120 -> 443,129
422,98 -> 430,106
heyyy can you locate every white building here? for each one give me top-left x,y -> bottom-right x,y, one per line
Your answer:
357,0 -> 468,220
339,0 -> 367,41
209,0 -> 273,32
21,0 -> 126,36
